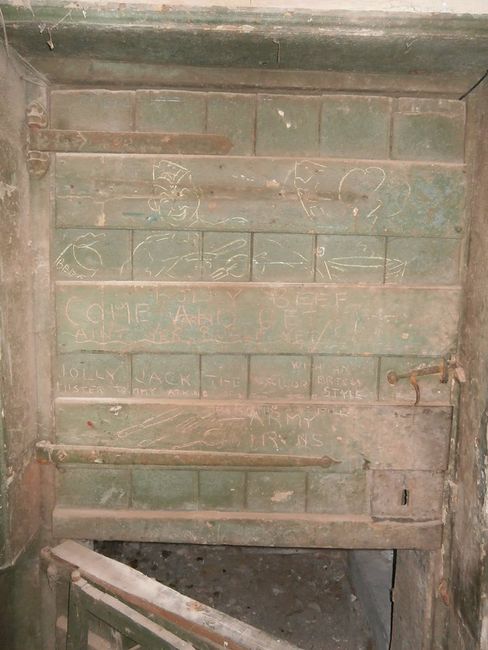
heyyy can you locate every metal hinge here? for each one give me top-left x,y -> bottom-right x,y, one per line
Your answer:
26,150 -> 50,178
26,101 -> 51,178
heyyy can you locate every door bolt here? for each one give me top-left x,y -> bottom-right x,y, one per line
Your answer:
386,356 -> 466,406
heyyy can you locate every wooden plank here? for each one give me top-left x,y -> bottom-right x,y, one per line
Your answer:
55,155 -> 466,237
56,466 -> 130,509
51,541 -> 301,650
52,463 -> 442,520
66,577 -> 89,650
390,551 -> 438,649
54,229 -> 132,282
256,95 -> 320,157
52,510 -> 443,549
56,352 -> 131,398
55,284 -> 460,356
72,579 -> 196,650
31,57 -> 475,98
392,98 -> 465,164
136,90 -> 206,135
132,353 -> 200,399
30,128 -> 232,155
54,401 -> 451,471
52,228 -> 462,288
56,615 -> 112,650
52,465 -> 372,515
50,90 -> 134,132
30,57 -> 476,97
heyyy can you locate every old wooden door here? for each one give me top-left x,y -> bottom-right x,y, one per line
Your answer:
46,540 -> 301,649
37,86 -> 464,549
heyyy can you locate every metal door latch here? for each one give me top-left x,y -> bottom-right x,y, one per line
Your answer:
386,357 -> 466,406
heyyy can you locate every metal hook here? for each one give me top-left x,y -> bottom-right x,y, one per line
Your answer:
409,374 -> 420,406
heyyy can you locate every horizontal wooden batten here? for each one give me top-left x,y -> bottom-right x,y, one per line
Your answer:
37,442 -> 338,469
56,284 -> 460,356
52,508 -> 443,550
24,58 -> 478,97
54,396 -> 451,408
55,155 -> 466,237
54,401 -> 451,471
30,128 -> 232,155
53,462 -> 444,519
54,228 -> 463,286
56,281 -> 462,290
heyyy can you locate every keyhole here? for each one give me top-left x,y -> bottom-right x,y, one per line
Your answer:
401,488 -> 409,506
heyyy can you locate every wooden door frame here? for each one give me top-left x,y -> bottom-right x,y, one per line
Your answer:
1,7 -> 487,649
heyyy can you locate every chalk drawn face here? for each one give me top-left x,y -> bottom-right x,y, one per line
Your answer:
147,160 -> 201,227
55,232 -> 105,279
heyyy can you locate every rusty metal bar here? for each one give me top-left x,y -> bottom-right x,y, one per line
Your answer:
36,442 -> 339,469
29,128 -> 232,155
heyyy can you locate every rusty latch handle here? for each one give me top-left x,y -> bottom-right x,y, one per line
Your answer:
386,357 -> 465,406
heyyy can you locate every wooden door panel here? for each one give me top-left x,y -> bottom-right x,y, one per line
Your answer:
48,89 -> 463,548
54,401 -> 450,470
55,155 -> 465,238
56,283 -> 459,356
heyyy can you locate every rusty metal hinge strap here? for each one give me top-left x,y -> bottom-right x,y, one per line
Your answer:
28,128 -> 232,155
36,441 -> 340,469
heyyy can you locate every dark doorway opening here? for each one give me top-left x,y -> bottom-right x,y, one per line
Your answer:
94,542 -> 394,649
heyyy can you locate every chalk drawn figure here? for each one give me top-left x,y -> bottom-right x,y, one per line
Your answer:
130,232 -> 201,280
203,236 -> 250,281
384,258 -> 408,282
148,160 -> 200,227
113,408 -> 244,451
253,234 -> 313,281
55,232 -> 106,279
316,248 -> 407,282
293,161 -> 410,228
107,406 -> 333,456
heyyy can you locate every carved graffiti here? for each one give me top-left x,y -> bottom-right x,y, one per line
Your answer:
147,160 -> 201,227
293,160 -> 411,228
55,232 -> 106,280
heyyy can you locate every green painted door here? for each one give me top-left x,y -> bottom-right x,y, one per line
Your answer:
47,87 -> 465,549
